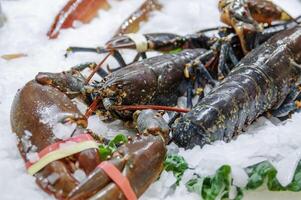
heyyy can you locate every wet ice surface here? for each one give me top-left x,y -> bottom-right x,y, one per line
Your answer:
38,104 -> 79,139
1,0 -> 301,199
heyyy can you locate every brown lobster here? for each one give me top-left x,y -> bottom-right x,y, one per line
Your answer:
47,0 -> 162,39
47,0 -> 111,39
10,0 -> 299,199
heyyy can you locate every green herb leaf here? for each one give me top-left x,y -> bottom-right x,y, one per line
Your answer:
186,165 -> 232,200
246,161 -> 275,190
98,134 -> 128,160
98,144 -> 113,160
286,161 -> 301,191
166,48 -> 183,54
187,177 -> 205,196
164,154 -> 188,185
186,161 -> 301,200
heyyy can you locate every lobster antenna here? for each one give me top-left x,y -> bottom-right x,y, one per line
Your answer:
113,105 -> 190,113
65,46 -> 109,57
85,96 -> 102,118
197,26 -> 229,34
85,52 -> 112,84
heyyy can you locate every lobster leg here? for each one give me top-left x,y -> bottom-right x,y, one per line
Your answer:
133,52 -> 147,62
97,68 -> 109,79
66,47 -> 127,69
196,62 -> 216,87
271,84 -> 301,118
133,52 -> 142,63
186,79 -> 194,109
66,31 -> 213,67
218,43 -> 231,77
66,45 -> 146,71
271,102 -> 298,118
111,50 -> 127,68
253,17 -> 301,48
227,42 -> 239,66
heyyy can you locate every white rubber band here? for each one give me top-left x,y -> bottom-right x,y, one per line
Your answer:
126,33 -> 148,52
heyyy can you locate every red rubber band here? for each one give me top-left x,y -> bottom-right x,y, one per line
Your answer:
97,161 -> 137,200
25,134 -> 95,168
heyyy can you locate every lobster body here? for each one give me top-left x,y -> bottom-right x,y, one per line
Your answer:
173,26 -> 301,149
98,49 -> 207,117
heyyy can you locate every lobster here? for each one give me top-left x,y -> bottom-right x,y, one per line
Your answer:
10,1 -> 301,199
12,25 -> 301,199
66,0 -> 294,79
11,47 -> 222,199
36,48 -> 215,115
11,80 -> 168,199
47,0 -> 111,39
37,17 -> 301,123
172,25 -> 301,149
47,0 -> 162,39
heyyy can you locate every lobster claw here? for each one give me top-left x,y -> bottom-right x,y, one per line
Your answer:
47,0 -> 111,39
10,80 -> 101,199
68,135 -> 166,200
218,0 -> 292,53
106,33 -> 187,53
246,0 -> 292,23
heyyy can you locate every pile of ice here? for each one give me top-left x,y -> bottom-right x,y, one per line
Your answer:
1,0 -> 301,199
141,114 -> 301,200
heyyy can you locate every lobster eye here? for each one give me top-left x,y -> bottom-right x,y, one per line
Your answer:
35,73 -> 53,85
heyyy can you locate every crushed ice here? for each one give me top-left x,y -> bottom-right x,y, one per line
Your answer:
1,0 -> 301,199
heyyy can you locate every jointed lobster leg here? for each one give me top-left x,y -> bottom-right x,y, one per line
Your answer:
271,84 -> 301,118
66,47 -> 127,71
261,67 -> 301,121
65,31 -> 213,68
